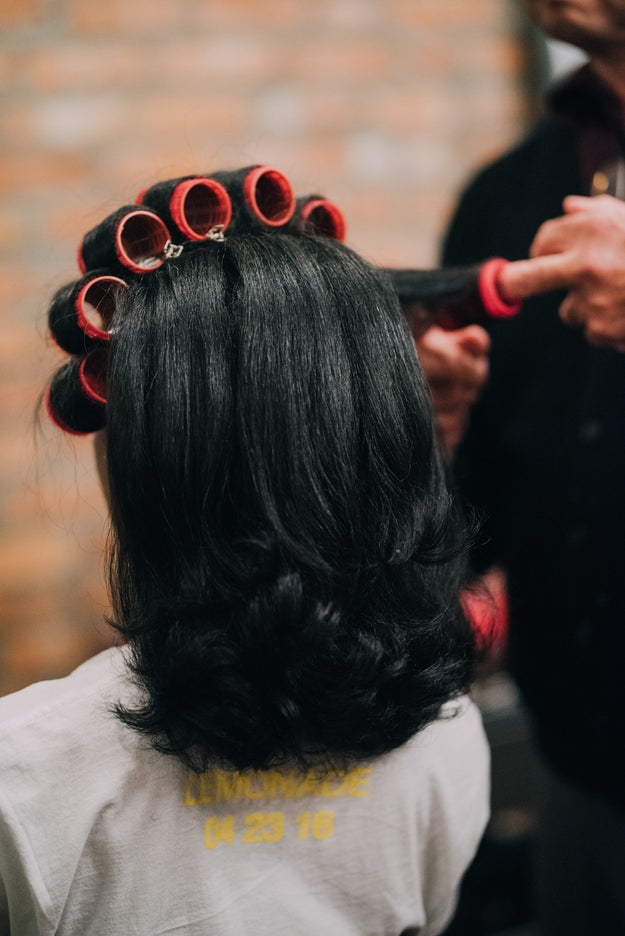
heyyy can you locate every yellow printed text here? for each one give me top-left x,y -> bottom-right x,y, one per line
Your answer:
184,765 -> 370,806
202,810 -> 335,849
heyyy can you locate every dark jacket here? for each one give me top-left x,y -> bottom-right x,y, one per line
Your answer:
443,102 -> 625,808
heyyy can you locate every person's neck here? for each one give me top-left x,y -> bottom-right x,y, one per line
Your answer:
591,57 -> 625,110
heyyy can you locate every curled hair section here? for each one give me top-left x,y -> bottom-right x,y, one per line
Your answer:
385,258 -> 521,335
48,271 -> 127,355
287,195 -> 347,241
46,166 -> 331,438
78,205 -> 173,275
47,348 -> 108,435
210,165 -> 296,232
136,176 -> 232,242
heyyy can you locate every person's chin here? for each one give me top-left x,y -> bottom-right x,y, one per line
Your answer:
537,10 -> 605,50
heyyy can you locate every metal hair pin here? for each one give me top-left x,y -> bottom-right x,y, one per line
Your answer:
206,224 -> 226,242
163,240 -> 184,259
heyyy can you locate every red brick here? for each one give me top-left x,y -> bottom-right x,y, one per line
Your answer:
67,0 -> 183,36
157,37 -> 284,85
389,0 -> 505,29
0,0 -> 46,25
25,44 -> 149,93
291,38 -> 394,83
192,0 -> 308,31
134,92 -> 252,137
0,154 -> 91,193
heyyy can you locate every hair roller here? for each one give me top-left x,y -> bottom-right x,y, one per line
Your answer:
78,206 -> 173,275
288,195 -> 347,241
46,348 -> 108,435
48,272 -> 128,355
386,258 -> 521,335
136,176 -> 233,242
477,258 -> 521,319
210,165 -> 296,232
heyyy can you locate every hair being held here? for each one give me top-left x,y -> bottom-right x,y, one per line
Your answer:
105,233 -> 478,773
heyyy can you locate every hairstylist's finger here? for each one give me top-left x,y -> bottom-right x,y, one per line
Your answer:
417,326 -> 486,386
608,339 -> 625,353
498,255 -> 575,300
584,312 -> 625,349
562,194 -> 598,215
563,193 -> 620,215
585,327 -> 620,348
455,325 -> 491,357
529,213 -> 583,258
558,295 -> 585,329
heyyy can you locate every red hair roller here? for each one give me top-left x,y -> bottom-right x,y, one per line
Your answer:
49,272 -> 128,355
387,257 -> 521,336
292,196 -> 347,241
78,206 -> 175,275
477,258 -> 521,319
46,348 -> 108,435
137,176 -> 233,241
210,165 -> 296,231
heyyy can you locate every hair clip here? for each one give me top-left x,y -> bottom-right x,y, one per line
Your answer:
206,224 -> 225,242
163,240 -> 184,259
78,206 -> 174,275
136,176 -> 232,242
49,272 -> 128,355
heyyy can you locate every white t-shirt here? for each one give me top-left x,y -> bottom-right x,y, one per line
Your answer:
0,647 -> 489,936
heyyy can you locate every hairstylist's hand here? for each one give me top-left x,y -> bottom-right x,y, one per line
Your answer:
415,325 -> 490,461
498,194 -> 625,352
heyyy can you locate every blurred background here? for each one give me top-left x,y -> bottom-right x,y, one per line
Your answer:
0,0 -> 552,696
0,3 -> 584,932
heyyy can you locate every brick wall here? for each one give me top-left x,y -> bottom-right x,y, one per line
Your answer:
0,0 -> 536,695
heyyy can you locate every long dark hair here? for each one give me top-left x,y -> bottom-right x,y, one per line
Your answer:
105,232 -> 477,772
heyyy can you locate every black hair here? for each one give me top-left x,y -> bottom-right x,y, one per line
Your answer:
104,231 -> 477,772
